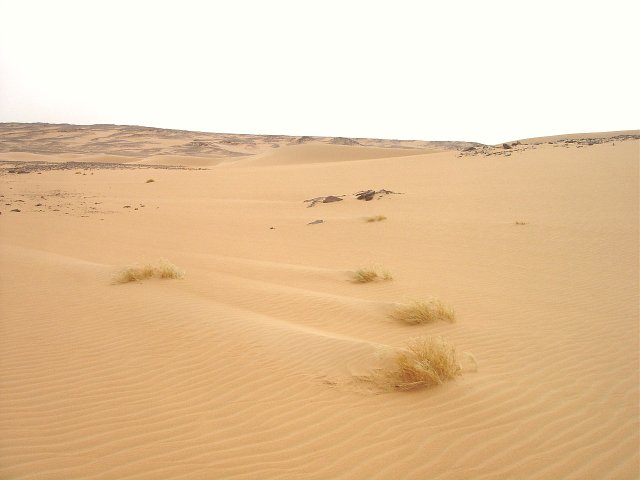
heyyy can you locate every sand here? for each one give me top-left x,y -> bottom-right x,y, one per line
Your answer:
0,124 -> 638,479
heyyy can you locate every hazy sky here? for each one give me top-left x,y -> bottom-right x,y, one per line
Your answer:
1,0 -> 638,144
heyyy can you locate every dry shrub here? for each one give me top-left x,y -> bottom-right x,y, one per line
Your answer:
515,221 -> 528,225
381,336 -> 462,390
365,215 -> 387,222
351,267 -> 393,283
390,298 -> 455,325
112,259 -> 183,284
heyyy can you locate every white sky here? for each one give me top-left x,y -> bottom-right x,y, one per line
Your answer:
0,0 -> 638,144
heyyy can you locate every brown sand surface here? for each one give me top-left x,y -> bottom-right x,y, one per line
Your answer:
1,125 -> 638,479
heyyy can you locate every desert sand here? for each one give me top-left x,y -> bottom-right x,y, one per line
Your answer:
0,124 -> 638,479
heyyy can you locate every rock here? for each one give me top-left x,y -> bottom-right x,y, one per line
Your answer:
356,190 -> 376,201
308,219 -> 324,225
502,143 -> 512,149
304,195 -> 345,207
463,146 -> 476,152
354,189 -> 400,201
11,208 -> 20,212
305,190 -> 400,207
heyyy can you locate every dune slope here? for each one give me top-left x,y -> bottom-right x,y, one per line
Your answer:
0,126 -> 638,479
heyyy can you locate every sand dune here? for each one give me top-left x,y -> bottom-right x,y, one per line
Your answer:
0,124 -> 638,479
235,144 -> 439,167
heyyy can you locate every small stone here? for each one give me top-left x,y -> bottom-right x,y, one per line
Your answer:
308,219 -> 324,225
11,208 -> 20,212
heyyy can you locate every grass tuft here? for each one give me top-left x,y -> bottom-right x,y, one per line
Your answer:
515,220 -> 528,225
351,267 -> 393,283
390,298 -> 455,325
352,269 -> 378,283
381,271 -> 393,281
365,215 -> 387,222
112,259 -> 183,284
382,336 -> 462,390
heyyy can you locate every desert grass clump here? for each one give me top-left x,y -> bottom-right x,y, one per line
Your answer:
365,215 -> 387,223
390,298 -> 455,325
112,259 -> 183,284
515,220 -> 528,225
146,178 -> 155,183
351,267 -> 393,283
383,336 -> 462,390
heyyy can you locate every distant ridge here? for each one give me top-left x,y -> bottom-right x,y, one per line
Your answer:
2,123 -> 636,159
0,123 -> 482,157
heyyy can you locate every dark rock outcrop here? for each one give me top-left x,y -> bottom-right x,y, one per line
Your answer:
305,189 -> 400,206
